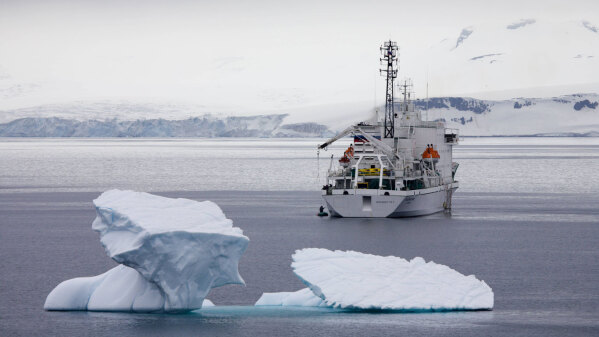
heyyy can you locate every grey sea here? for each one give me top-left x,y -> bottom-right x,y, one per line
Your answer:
1,137 -> 598,336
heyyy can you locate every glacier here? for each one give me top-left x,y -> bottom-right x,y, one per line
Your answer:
0,101 -> 334,137
255,248 -> 493,311
0,115 -> 334,137
2,93 -> 598,137
44,190 -> 248,313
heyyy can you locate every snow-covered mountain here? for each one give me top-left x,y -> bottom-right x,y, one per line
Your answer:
3,18 -> 599,139
423,19 -> 599,97
0,101 -> 214,124
0,100 -> 336,137
412,93 -> 599,136
0,115 -> 335,138
1,93 -> 597,137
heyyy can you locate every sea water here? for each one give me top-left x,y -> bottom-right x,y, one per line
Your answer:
1,137 -> 598,194
1,137 -> 598,336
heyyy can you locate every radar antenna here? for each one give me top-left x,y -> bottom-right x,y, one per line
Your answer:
380,40 -> 398,138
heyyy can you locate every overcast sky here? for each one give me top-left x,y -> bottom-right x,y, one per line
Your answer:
1,0 -> 598,111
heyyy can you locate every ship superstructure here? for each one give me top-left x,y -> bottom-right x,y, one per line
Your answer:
318,41 -> 459,217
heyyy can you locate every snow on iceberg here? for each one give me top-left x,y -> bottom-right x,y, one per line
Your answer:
285,248 -> 493,311
44,190 -> 248,313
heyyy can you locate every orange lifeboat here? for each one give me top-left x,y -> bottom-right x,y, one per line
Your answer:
339,145 -> 354,164
344,145 -> 354,158
422,144 -> 440,163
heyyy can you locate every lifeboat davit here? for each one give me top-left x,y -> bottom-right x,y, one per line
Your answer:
422,145 -> 440,163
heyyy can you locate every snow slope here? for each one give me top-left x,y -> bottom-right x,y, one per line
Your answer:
287,248 -> 493,311
424,19 -> 599,97
1,92 -> 598,136
44,190 -> 249,312
0,101 -> 211,123
0,93 -> 599,137
1,19 -> 599,135
413,93 -> 599,136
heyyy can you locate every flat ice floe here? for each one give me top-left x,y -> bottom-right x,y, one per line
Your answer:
44,190 -> 248,313
257,248 -> 493,311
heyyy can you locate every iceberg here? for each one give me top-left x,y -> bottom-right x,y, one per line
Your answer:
44,190 -> 248,313
258,248 -> 493,311
255,288 -> 326,307
44,265 -> 214,311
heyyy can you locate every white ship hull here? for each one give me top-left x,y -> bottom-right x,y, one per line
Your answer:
322,183 -> 458,218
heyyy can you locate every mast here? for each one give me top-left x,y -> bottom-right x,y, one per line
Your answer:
380,41 -> 398,138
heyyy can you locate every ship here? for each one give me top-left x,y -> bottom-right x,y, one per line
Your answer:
317,41 -> 459,217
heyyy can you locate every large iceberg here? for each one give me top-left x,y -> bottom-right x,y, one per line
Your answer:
256,248 -> 493,311
44,190 -> 248,313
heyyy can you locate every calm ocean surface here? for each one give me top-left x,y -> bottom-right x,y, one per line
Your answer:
1,137 -> 599,193
1,137 -> 598,336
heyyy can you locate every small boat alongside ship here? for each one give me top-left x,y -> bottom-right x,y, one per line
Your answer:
318,41 -> 459,218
